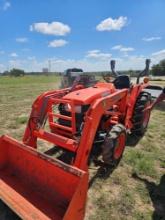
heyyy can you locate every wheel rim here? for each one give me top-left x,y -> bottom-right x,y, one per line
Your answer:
143,101 -> 151,128
114,133 -> 126,160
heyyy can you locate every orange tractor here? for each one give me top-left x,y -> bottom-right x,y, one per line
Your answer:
0,60 -> 164,220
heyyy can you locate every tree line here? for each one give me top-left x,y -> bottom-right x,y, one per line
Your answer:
152,59 -> 165,76
0,59 -> 165,77
2,68 -> 25,77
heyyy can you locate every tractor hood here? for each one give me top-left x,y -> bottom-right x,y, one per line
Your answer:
63,83 -> 115,105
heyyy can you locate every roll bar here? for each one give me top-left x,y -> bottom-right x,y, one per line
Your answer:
102,59 -> 151,83
136,59 -> 151,84
102,60 -> 118,82
110,60 -> 119,78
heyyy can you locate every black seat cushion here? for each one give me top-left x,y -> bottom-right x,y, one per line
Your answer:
113,75 -> 130,89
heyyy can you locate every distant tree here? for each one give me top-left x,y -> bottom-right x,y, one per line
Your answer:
151,59 -> 165,76
10,68 -> 25,77
152,64 -> 162,76
159,59 -> 165,71
2,71 -> 10,76
128,69 -> 134,77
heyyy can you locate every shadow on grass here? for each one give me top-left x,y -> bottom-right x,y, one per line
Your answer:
89,133 -> 145,188
89,163 -> 116,188
154,101 -> 165,112
132,173 -> 165,220
126,133 -> 143,147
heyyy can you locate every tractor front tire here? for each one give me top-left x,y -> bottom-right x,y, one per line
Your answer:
131,91 -> 151,136
102,124 -> 126,167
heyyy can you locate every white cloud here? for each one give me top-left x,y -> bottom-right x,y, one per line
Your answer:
112,45 -> 134,52
9,59 -> 24,69
2,1 -> 11,10
27,56 -> 36,60
96,16 -> 128,31
3,55 -> 153,73
4,56 -> 111,72
143,37 -> 162,42
86,50 -> 112,60
30,21 -> 71,36
151,49 -> 165,57
0,63 -> 5,69
16,38 -> 28,43
151,49 -> 165,64
4,49 -> 165,73
112,45 -> 123,50
150,50 -> 165,66
48,39 -> 68,48
128,55 -> 145,61
88,49 -> 100,54
10,53 -> 18,57
116,56 -> 148,70
120,47 -> 134,52
43,58 -> 112,72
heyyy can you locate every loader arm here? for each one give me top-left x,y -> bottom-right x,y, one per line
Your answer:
74,89 -> 128,170
23,88 -> 69,147
145,86 -> 165,110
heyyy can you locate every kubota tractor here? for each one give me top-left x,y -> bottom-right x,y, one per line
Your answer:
0,59 -> 164,220
60,68 -> 96,89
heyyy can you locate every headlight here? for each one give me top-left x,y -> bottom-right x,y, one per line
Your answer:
74,105 -> 82,113
64,103 -> 71,112
64,104 -> 82,113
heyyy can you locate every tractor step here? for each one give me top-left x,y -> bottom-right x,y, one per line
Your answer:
0,135 -> 88,220
34,129 -> 78,152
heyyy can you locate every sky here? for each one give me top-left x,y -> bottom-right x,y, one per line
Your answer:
0,0 -> 165,72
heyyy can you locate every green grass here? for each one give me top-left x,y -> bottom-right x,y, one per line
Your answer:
0,75 -> 60,86
16,116 -> 28,125
0,76 -> 164,220
87,81 -> 165,220
0,76 -> 60,138
124,150 -> 156,177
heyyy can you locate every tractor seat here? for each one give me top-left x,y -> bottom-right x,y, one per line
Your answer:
113,75 -> 130,89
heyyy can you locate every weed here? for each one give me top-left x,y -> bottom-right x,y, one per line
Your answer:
16,116 -> 27,125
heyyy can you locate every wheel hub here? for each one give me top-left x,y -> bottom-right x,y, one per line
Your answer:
114,133 -> 126,160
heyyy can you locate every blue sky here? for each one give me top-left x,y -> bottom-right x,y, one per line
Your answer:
0,0 -> 165,72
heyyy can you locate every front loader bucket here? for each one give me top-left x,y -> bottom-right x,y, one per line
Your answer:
0,135 -> 88,220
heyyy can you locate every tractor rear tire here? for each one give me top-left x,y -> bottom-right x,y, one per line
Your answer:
0,201 -> 20,220
102,124 -> 126,167
131,91 -> 151,136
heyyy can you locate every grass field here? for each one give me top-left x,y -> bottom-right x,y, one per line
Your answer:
0,76 -> 165,220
